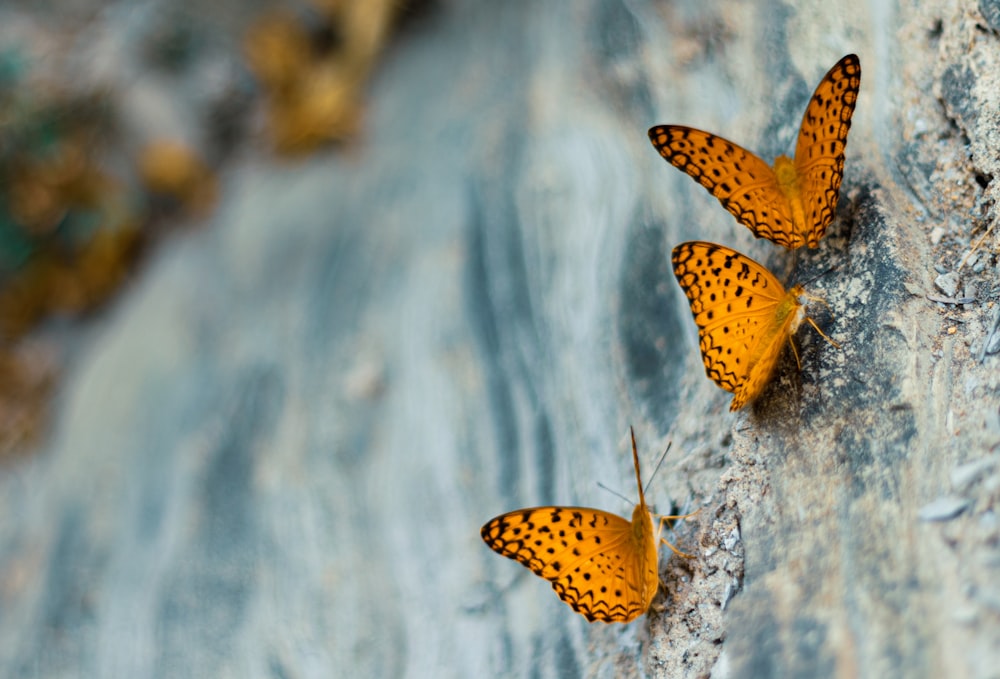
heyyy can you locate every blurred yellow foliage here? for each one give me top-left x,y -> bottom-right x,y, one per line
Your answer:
0,344 -> 55,457
7,134 -> 114,236
138,139 -> 218,215
244,0 -> 400,153
0,225 -> 143,341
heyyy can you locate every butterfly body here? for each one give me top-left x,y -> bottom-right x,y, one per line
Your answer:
626,502 -> 659,612
480,430 -> 685,623
649,54 -> 861,249
672,242 -> 826,411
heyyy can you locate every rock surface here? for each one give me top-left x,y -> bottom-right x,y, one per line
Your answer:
1,1 -> 999,678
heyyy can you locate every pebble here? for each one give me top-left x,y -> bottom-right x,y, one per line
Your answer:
934,271 -> 960,297
987,331 -> 1000,355
951,457 -> 997,491
723,526 -> 741,551
721,577 -> 740,611
343,357 -> 386,400
981,0 -> 1000,33
918,496 -> 971,521
952,605 -> 978,625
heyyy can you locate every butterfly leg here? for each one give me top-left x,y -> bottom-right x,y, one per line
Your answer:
660,536 -> 695,559
787,335 -> 802,371
806,291 -> 833,312
804,316 -> 841,349
800,292 -> 842,349
654,509 -> 700,559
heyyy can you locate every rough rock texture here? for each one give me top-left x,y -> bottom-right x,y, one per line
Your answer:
1,1 -> 999,678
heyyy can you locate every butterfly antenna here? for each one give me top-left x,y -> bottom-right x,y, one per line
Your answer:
801,263 -> 839,288
642,438 -> 672,498
596,482 -> 631,504
629,426 -> 645,505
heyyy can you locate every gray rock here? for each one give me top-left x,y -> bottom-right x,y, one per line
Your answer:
952,457 -> 997,491
935,270 -> 961,297
981,0 -> 1000,33
3,1 -> 1000,678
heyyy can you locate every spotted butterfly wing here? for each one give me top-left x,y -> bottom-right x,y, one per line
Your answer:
647,126 -> 798,247
481,505 -> 656,623
792,54 -> 861,247
671,241 -> 807,410
649,54 -> 861,249
481,430 -> 663,623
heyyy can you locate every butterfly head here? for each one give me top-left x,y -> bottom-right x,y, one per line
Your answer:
776,285 -> 809,335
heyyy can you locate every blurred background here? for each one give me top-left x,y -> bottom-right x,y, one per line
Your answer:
0,0 -> 420,455
2,1 -> 999,678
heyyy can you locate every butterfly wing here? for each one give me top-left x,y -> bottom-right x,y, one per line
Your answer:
728,292 -> 803,410
481,505 -> 657,623
648,125 -> 798,246
793,54 -> 861,247
671,242 -> 790,409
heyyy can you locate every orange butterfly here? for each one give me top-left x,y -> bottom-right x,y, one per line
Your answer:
671,241 -> 837,411
480,428 -> 695,623
649,54 -> 861,249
